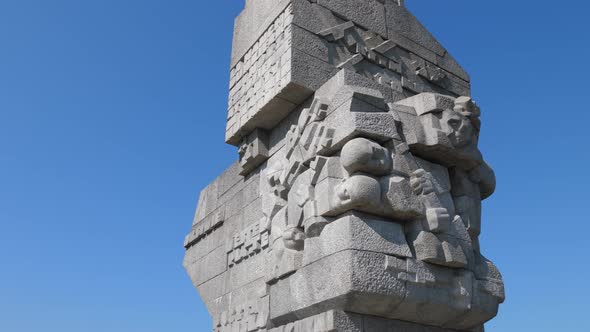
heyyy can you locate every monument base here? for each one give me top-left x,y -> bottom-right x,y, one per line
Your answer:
268,310 -> 483,332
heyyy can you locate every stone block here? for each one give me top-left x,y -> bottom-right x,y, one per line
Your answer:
412,231 -> 445,265
385,261 -> 475,327
317,0 -> 387,38
441,240 -> 468,268
315,156 -> 345,184
196,272 -> 230,306
228,251 -> 267,291
270,250 -> 408,324
267,240 -> 304,284
384,1 -> 446,56
268,310 -> 485,332
194,179 -> 220,224
380,174 -> 423,220
214,285 -> 270,332
239,129 -> 270,176
227,9 -> 340,146
291,0 -> 342,35
291,24 -> 332,63
449,279 -> 503,330
316,70 -> 398,112
218,162 -> 245,197
304,212 -> 411,265
268,310 -> 363,332
324,105 -> 401,151
396,92 -> 455,117
363,314 -> 466,332
425,207 -> 451,233
231,0 -> 292,67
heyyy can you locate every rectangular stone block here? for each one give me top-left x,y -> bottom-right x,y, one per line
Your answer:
363,314 -> 469,332
269,310 -> 363,332
324,102 -> 400,150
303,212 -> 412,266
317,0 -> 387,38
194,179 -> 219,224
231,0 -> 292,67
227,2 -> 296,145
196,270 -> 230,305
239,129 -> 270,175
291,0 -> 341,35
270,249 -> 407,324
186,245 -> 228,286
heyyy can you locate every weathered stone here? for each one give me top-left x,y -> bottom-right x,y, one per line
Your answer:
340,137 -> 392,176
185,2 -> 504,332
226,0 -> 472,145
395,93 -> 484,170
413,231 -> 445,265
239,129 -> 270,176
317,0 -> 387,38
304,212 -> 412,266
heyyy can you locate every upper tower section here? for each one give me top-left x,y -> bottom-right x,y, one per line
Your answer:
226,0 -> 470,146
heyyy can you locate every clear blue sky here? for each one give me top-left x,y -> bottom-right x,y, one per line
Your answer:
0,1 -> 588,331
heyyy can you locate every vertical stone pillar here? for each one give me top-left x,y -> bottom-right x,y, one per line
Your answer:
184,1 -> 504,331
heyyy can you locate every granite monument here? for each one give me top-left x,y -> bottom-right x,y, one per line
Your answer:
184,1 -> 504,331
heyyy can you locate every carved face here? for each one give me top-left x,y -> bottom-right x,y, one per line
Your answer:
334,175 -> 381,208
340,138 -> 392,175
441,111 -> 474,148
336,181 -> 352,205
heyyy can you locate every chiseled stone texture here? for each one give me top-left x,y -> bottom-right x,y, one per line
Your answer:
185,2 -> 503,332
268,310 -> 478,332
226,0 -> 470,145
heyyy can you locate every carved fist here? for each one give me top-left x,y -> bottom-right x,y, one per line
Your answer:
410,169 -> 435,195
283,227 -> 305,251
425,208 -> 451,233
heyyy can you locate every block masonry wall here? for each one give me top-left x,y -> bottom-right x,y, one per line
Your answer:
226,0 -> 470,146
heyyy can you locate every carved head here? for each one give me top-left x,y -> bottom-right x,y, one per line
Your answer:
340,138 -> 392,175
334,175 -> 381,209
441,110 -> 474,148
454,96 -> 481,132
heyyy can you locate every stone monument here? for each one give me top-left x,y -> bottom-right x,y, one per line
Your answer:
183,1 -> 504,331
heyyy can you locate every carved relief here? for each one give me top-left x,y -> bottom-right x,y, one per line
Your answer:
258,87 -> 497,276
188,2 -> 503,330
213,296 -> 269,332
317,21 -> 469,97
227,218 -> 270,268
394,93 -> 495,256
396,93 -> 483,169
184,210 -> 224,249
262,98 -> 335,284
227,4 -> 294,142
225,2 -> 472,146
239,129 -> 270,176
